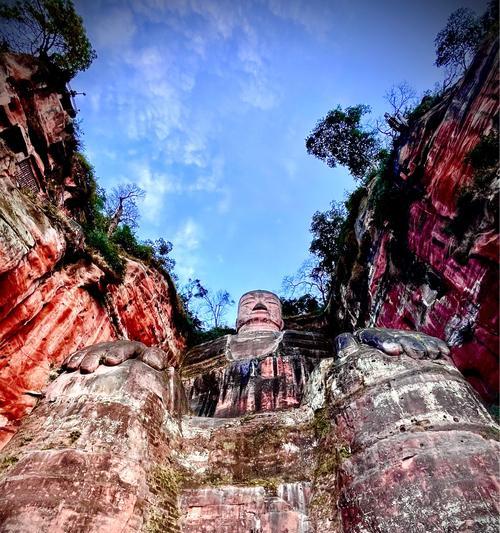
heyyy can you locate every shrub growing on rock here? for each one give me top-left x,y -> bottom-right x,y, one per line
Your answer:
0,0 -> 96,79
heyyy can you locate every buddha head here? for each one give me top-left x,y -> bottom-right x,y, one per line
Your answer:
236,290 -> 284,333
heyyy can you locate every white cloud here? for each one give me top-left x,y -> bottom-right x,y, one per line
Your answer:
188,156 -> 224,192
81,0 -> 281,235
266,0 -> 338,38
131,162 -> 183,222
90,7 -> 137,49
129,155 -> 227,224
172,218 -> 203,281
240,77 -> 278,110
175,218 -> 201,250
216,188 -> 231,214
236,24 -> 279,110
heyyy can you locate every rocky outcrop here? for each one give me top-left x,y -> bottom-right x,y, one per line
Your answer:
0,360 -> 186,532
1,335 -> 497,532
0,53 -> 78,209
0,53 -> 187,448
325,346 -> 499,532
331,38 -> 499,404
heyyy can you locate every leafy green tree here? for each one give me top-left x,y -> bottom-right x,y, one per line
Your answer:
0,0 -> 96,79
306,105 -> 379,179
148,238 -> 176,273
309,200 -> 347,275
434,7 -> 483,85
281,294 -> 320,317
435,2 -> 498,88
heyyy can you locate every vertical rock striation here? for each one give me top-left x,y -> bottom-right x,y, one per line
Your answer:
0,53 -> 187,448
0,360 -> 186,532
331,38 -> 499,403
326,347 -> 500,532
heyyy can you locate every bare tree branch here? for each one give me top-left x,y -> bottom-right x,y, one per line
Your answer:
106,183 -> 145,236
281,257 -> 330,306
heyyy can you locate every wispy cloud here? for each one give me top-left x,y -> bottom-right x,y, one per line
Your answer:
131,162 -> 182,222
172,218 -> 203,281
266,0 -> 338,38
90,6 -> 137,49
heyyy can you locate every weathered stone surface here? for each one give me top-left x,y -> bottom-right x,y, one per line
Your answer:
0,360 -> 186,532
177,410 -> 315,533
180,484 -> 311,533
331,38 -> 499,403
326,346 -> 500,532
183,330 -> 333,417
177,409 -> 316,485
0,53 -> 187,447
0,53 -> 75,199
0,242 -> 186,447
0,327 -> 498,532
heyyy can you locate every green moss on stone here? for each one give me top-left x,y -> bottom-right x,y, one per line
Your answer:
69,430 -> 81,444
312,408 -> 331,439
145,464 -> 181,533
0,455 -> 19,475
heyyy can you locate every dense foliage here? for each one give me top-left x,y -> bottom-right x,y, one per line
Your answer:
435,8 -> 483,80
435,1 -> 498,86
281,294 -> 320,317
71,152 -> 175,278
299,1 -> 499,318
309,201 -> 348,275
306,105 -> 379,179
0,0 -> 96,79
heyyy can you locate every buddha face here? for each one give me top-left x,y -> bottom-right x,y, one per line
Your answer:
236,290 -> 284,333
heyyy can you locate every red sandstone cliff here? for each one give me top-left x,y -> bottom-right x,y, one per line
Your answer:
330,38 -> 499,404
0,53 -> 187,448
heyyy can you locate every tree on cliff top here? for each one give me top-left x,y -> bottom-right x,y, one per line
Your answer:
106,184 -> 145,237
305,105 -> 379,179
0,0 -> 96,79
309,200 -> 348,276
435,1 -> 499,88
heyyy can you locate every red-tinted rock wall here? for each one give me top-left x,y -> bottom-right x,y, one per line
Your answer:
328,347 -> 499,532
332,38 -> 499,404
0,54 -> 187,449
0,360 -> 186,532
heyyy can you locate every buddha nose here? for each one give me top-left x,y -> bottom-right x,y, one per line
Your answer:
252,302 -> 268,311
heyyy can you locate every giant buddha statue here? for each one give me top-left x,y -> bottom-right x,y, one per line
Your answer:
0,290 -> 498,533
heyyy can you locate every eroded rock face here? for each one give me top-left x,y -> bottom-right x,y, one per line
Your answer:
0,328 -> 498,532
0,360 -> 186,532
331,38 -> 499,403
325,347 -> 500,532
0,54 -> 187,448
0,53 -> 76,202
180,484 -> 311,533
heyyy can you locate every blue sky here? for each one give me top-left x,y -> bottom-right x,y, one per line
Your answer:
73,0 -> 487,327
